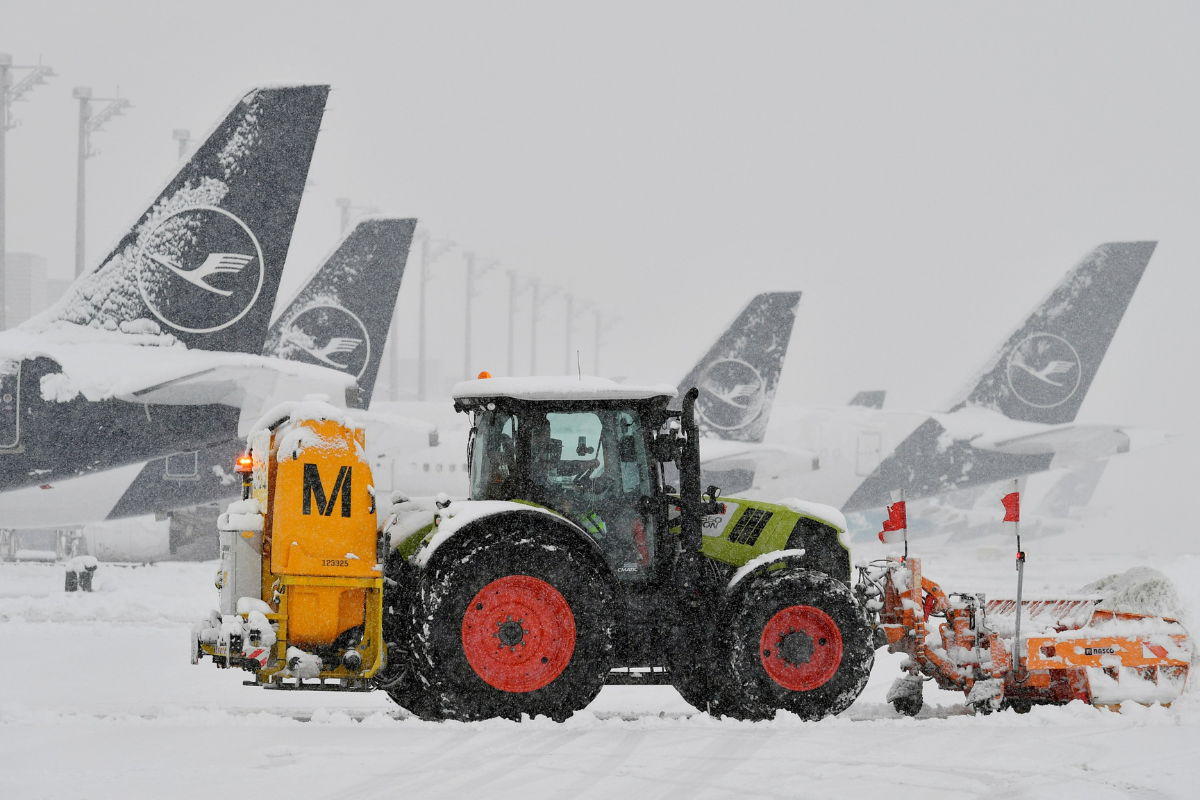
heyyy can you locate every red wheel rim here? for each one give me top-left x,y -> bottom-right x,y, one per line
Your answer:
461,575 -> 576,693
759,605 -> 843,691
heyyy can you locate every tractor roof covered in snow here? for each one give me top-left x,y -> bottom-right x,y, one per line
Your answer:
452,376 -> 677,406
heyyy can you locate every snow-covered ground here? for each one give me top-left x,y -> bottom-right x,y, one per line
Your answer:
3,535 -> 1200,798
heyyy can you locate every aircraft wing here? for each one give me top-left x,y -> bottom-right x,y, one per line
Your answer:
700,438 -> 818,473
971,424 -> 1173,467
117,357 -> 356,436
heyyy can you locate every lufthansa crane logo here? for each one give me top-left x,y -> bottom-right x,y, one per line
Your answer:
696,358 -> 766,431
1006,333 -> 1081,408
136,206 -> 265,333
279,304 -> 371,378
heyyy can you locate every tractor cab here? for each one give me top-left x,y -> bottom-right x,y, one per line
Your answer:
454,376 -> 679,583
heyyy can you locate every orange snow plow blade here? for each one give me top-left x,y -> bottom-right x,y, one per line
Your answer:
988,601 -> 1191,707
859,556 -> 1193,714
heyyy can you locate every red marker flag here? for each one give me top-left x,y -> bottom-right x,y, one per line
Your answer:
1001,480 -> 1020,523
879,489 -> 907,544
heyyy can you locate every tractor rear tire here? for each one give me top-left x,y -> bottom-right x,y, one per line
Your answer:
380,663 -> 441,720
379,552 -> 441,718
409,512 -> 618,721
719,567 -> 874,721
671,659 -> 720,714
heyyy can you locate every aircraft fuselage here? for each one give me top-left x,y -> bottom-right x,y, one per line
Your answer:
0,356 -> 239,498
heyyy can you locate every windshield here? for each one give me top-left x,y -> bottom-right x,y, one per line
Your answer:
469,405 -> 659,580
469,410 -> 518,500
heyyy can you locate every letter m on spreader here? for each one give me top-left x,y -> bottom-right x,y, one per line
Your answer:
302,463 -> 352,517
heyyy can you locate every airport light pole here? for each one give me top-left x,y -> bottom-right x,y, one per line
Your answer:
564,293 -> 593,375
172,128 -> 191,160
564,293 -> 572,374
414,229 -> 454,401
594,308 -> 621,376
387,299 -> 401,402
0,55 -> 56,329
463,252 -> 498,380
74,87 -> 132,277
529,280 -> 560,376
506,270 -> 523,377
337,200 -> 397,394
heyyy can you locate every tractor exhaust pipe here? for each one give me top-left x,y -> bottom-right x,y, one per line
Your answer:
671,387 -> 721,648
678,387 -> 704,553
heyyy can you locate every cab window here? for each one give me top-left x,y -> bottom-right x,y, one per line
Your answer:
470,411 -> 518,500
469,406 -> 659,581
530,409 -> 658,582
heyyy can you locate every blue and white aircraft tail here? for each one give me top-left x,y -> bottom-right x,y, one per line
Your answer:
666,292 -> 805,494
264,217 -> 417,407
674,291 -> 801,443
843,242 -> 1156,512
0,86 -> 336,530
105,217 -> 420,524
42,85 -> 330,353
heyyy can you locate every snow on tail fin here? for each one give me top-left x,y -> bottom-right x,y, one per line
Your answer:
263,217 -> 416,409
674,291 -> 800,443
36,85 -> 330,354
946,242 -> 1155,425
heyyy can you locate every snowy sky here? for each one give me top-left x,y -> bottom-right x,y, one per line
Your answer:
3,2 -> 1197,451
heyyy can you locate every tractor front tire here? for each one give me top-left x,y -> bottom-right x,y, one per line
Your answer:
719,567 -> 874,721
409,512 -> 618,721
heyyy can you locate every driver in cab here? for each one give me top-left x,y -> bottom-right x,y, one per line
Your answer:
526,414 -> 610,539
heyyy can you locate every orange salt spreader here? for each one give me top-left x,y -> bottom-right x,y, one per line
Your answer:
194,404 -> 385,688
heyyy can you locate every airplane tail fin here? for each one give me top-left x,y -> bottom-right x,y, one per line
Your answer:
264,217 -> 417,408
849,390 -> 886,409
674,291 -> 800,443
842,243 -> 1154,512
945,242 -> 1155,425
1036,460 -> 1108,519
36,85 -> 330,354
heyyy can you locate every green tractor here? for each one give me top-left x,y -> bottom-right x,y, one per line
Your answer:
379,376 -> 874,721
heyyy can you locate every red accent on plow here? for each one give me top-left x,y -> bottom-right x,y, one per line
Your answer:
759,605 -> 844,691
923,592 -> 937,622
462,575 -> 576,693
